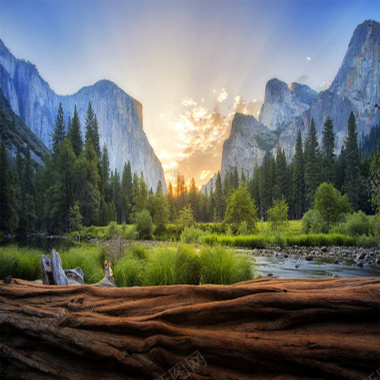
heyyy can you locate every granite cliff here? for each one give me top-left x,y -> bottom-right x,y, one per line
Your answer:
208,19 -> 379,187
0,40 -> 166,192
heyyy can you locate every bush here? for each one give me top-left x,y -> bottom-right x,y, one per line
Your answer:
174,245 -> 200,284
136,210 -> 153,240
130,244 -> 147,260
345,211 -> 370,237
143,248 -> 176,286
180,226 -> 205,243
371,214 -> 380,238
237,221 -> 249,236
199,246 -> 253,285
302,209 -> 328,234
113,254 -> 144,287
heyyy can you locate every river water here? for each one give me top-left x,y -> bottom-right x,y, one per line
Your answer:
242,248 -> 380,278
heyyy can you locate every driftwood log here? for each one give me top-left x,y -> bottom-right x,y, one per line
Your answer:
0,277 -> 379,380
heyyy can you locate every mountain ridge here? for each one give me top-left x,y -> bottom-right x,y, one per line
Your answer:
0,40 -> 167,192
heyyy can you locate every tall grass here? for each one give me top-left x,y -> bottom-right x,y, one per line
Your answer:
201,234 -> 267,249
0,245 -> 44,281
199,246 -> 253,285
60,245 -> 104,284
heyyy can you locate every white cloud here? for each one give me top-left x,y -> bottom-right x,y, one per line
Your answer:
182,97 -> 197,107
306,56 -> 311,61
217,88 -> 228,103
200,170 -> 212,180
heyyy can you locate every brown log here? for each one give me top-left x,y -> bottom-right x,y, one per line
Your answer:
0,277 -> 379,379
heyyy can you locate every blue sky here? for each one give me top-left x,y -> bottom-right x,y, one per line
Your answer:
0,0 -> 378,185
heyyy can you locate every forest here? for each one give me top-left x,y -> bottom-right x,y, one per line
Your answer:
0,103 -> 379,241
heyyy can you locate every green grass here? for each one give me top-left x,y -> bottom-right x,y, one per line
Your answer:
0,245 -> 43,281
60,245 -> 104,284
199,246 -> 253,285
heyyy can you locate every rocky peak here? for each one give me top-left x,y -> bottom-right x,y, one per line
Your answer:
258,78 -> 317,131
329,19 -> 380,103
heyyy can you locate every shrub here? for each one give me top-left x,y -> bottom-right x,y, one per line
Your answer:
237,221 -> 249,236
174,244 -> 200,284
302,209 -> 328,234
180,226 -> 205,243
113,254 -> 144,287
267,198 -> 289,232
345,211 -> 370,237
130,244 -> 147,260
199,246 -> 253,285
136,209 -> 153,240
143,248 -> 176,286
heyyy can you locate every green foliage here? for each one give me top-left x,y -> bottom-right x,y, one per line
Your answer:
370,136 -> 380,213
268,197 -> 289,232
286,234 -> 356,247
199,246 -> 253,285
143,248 -> 175,286
60,246 -> 104,283
174,244 -> 200,284
136,209 -> 153,239
237,221 -> 249,235
202,234 -> 266,249
224,182 -> 258,231
302,209 -> 328,234
314,182 -> 350,226
113,254 -> 144,287
178,204 -> 195,230
345,211 -> 370,237
180,226 -> 205,243
67,105 -> 83,157
51,103 -> 66,155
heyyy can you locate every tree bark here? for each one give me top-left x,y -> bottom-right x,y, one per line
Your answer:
0,277 -> 379,379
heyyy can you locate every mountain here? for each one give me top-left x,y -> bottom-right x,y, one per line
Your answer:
258,79 -> 317,131
207,19 -> 379,186
0,86 -> 49,167
0,39 -> 167,192
273,19 -> 380,161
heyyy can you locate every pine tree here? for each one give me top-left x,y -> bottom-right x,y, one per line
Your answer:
370,136 -> 380,213
322,115 -> 336,184
343,112 -> 360,210
188,178 -> 199,221
293,130 -> 305,219
121,161 -> 133,222
74,140 -> 100,226
275,148 -> 287,198
304,118 -> 321,209
214,171 -> 224,221
101,144 -> 110,202
85,103 -> 101,160
52,103 -> 66,154
0,143 -> 18,231
68,105 -> 83,157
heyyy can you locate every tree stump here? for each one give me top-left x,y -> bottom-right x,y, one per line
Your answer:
0,278 -> 379,379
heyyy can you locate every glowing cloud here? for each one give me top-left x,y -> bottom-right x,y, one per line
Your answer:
182,97 -> 197,107
306,56 -> 311,61
217,88 -> 228,103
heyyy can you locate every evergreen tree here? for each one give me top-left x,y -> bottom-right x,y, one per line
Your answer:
261,153 -> 273,218
275,148 -> 287,198
23,146 -> 35,199
101,144 -> 111,202
121,161 -> 133,222
52,103 -> 66,155
0,143 -> 18,231
293,130 -> 305,219
53,141 -> 76,232
188,178 -> 199,221
74,140 -> 100,226
322,115 -> 336,184
343,112 -> 360,210
85,103 -> 101,160
153,185 -> 170,232
232,166 -> 239,190
214,171 -> 224,221
68,105 -> 83,157
370,136 -> 380,213
304,118 -> 321,209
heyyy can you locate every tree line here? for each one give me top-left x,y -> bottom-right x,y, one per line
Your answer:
0,109 -> 379,234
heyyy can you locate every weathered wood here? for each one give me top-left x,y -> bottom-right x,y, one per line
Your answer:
51,250 -> 68,286
0,278 -> 379,379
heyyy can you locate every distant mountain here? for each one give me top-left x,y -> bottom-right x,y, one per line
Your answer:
0,86 -> 49,167
204,19 -> 380,188
258,79 -> 317,131
0,40 -> 167,192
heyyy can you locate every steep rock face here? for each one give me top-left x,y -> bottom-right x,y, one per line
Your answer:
274,19 -> 380,160
0,40 -> 166,191
258,79 -> 317,131
221,113 -> 276,178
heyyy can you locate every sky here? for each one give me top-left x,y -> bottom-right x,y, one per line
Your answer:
0,0 -> 378,187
